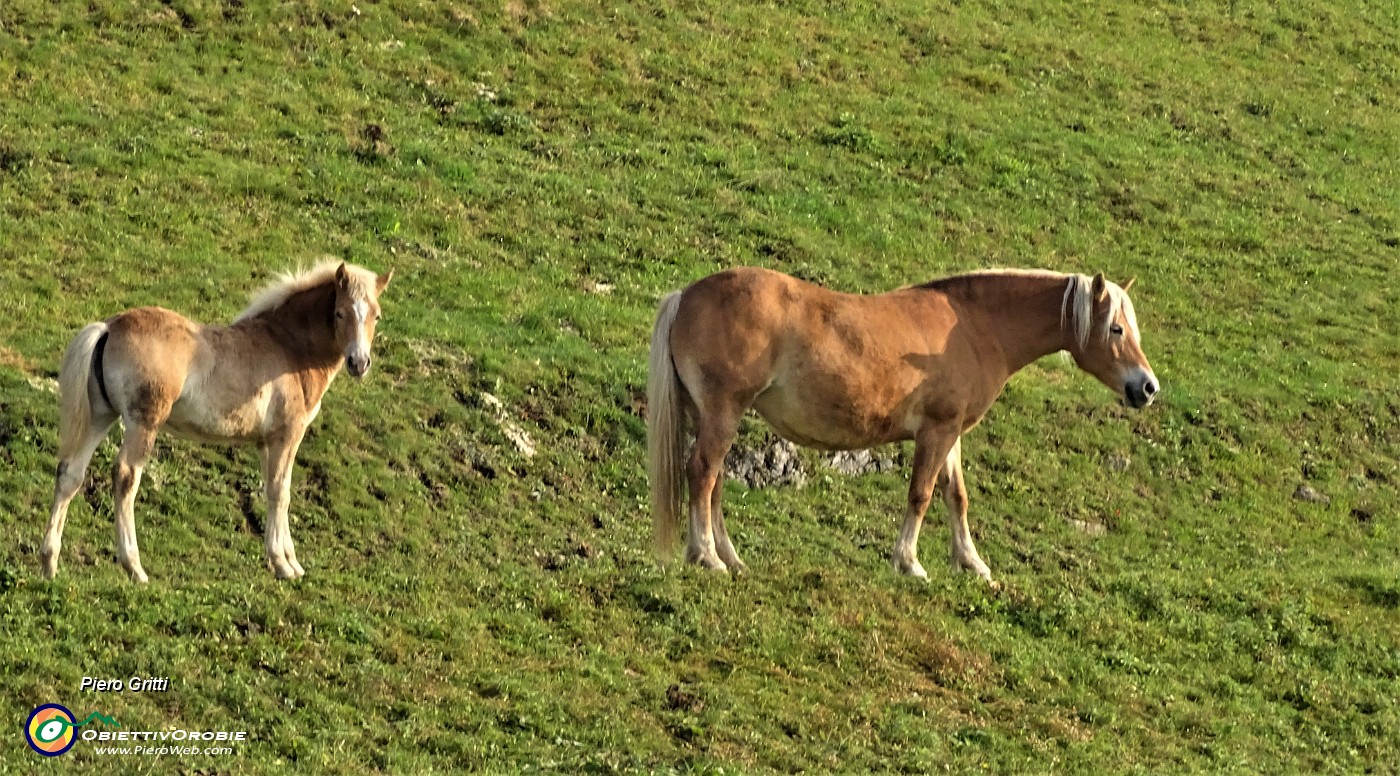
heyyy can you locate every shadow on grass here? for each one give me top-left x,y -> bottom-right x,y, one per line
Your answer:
1339,575 -> 1400,609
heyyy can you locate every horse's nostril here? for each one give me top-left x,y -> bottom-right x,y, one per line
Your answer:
1145,379 -> 1158,396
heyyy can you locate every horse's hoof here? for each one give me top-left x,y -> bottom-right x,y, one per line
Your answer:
269,558 -> 299,580
690,555 -> 729,572
685,546 -> 729,572
951,556 -> 994,581
894,559 -> 929,579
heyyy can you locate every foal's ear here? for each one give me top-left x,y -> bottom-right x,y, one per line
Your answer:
1121,276 -> 1136,293
335,262 -> 350,290
1091,272 -> 1109,301
376,269 -> 394,294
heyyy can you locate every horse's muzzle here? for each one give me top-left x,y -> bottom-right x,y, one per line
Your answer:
1124,376 -> 1158,409
346,356 -> 371,378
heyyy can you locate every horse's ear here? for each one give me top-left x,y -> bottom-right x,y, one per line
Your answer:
376,269 -> 393,294
1091,272 -> 1108,301
1121,276 -> 1136,293
335,262 -> 350,290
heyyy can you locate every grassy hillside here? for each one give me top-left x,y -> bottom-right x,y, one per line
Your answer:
2,0 -> 1398,772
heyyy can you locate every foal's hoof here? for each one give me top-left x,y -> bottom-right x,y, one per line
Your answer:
128,569 -> 150,585
268,557 -> 301,580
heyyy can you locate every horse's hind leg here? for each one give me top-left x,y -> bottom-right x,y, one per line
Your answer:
113,423 -> 159,583
41,411 -> 117,579
710,472 -> 747,573
685,405 -> 742,571
939,439 -> 994,585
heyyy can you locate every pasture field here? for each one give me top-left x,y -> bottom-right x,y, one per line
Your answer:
2,0 -> 1398,772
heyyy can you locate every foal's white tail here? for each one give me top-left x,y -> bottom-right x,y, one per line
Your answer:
57,323 -> 109,460
647,291 -> 687,558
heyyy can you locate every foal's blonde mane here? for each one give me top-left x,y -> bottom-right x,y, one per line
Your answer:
234,261 -> 378,323
1061,274 -> 1138,349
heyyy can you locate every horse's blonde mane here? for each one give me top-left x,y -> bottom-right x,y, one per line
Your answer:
1061,274 -> 1138,349
234,261 -> 378,323
954,268 -> 1065,280
910,267 -> 1065,291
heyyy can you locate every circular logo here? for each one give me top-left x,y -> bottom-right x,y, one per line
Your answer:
25,704 -> 78,757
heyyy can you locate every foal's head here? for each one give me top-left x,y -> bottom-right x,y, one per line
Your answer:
1064,273 -> 1159,408
333,263 -> 393,378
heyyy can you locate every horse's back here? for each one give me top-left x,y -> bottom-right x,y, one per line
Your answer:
105,307 -> 202,370
675,267 -> 956,364
93,308 -> 201,417
671,268 -> 968,448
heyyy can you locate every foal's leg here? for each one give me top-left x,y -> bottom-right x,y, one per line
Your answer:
892,424 -> 959,579
939,439 -> 994,585
261,429 -> 308,580
710,473 -> 747,573
685,407 -> 741,571
113,423 -> 159,583
41,411 -> 117,579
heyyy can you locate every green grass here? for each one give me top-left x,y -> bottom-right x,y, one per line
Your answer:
2,0 -> 1398,772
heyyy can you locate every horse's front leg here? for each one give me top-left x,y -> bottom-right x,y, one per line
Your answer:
892,422 -> 959,579
939,438 -> 996,587
261,428 -> 308,579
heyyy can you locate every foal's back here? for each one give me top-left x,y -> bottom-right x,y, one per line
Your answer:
101,307 -> 202,413
100,306 -> 293,442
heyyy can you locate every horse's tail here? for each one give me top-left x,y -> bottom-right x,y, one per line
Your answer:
647,291 -> 688,559
57,322 -> 109,460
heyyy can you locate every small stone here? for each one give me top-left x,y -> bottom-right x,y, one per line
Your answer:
480,391 -> 536,458
825,449 -> 898,476
1066,518 -> 1108,536
1293,484 -> 1329,505
725,439 -> 806,488
665,684 -> 703,713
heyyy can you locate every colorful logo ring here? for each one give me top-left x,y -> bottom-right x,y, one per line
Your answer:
26,704 -> 78,757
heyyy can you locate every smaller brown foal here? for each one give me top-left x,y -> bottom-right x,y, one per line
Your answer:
648,267 -> 1158,585
41,262 -> 391,583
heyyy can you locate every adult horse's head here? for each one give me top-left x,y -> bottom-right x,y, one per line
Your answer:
333,263 -> 393,378
1063,273 -> 1158,408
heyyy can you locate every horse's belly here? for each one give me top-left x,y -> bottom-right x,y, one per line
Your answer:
165,386 -> 275,442
753,383 -> 914,451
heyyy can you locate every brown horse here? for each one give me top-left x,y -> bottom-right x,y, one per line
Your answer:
40,262 -> 392,583
647,267 -> 1157,585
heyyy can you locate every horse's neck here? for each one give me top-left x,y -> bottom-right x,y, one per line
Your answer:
953,274 -> 1069,377
240,284 -> 343,384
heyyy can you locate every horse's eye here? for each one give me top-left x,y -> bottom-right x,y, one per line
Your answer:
1110,324 -> 1124,336
335,311 -> 345,320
